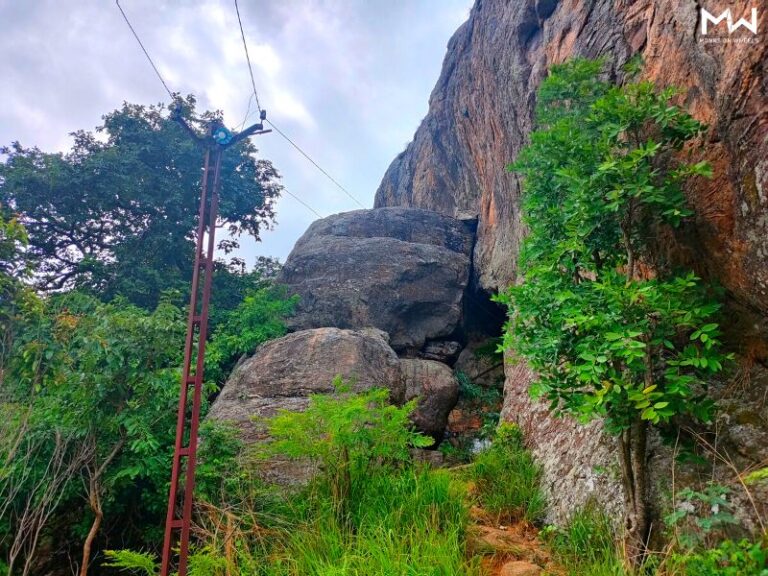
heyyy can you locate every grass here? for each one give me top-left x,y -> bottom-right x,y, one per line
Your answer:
107,466 -> 483,576
467,423 -> 546,525
264,468 -> 483,575
105,405 -> 768,576
542,501 -> 627,576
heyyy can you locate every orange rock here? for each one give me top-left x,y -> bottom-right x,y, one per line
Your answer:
499,560 -> 542,576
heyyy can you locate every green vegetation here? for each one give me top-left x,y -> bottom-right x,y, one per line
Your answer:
263,380 -> 434,519
468,423 -> 545,525
543,502 -> 626,576
104,386 -> 483,576
668,538 -> 768,576
0,97 -> 280,309
0,96 -> 296,573
497,57 -> 731,563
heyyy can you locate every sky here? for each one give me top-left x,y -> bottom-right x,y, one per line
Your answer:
0,0 -> 472,263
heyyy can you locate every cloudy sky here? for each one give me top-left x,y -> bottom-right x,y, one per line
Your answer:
0,0 -> 472,262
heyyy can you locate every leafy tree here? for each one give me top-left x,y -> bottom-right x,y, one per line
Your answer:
205,284 -> 298,385
0,269 -> 297,573
0,96 -> 281,309
0,293 -> 183,574
497,58 -> 730,564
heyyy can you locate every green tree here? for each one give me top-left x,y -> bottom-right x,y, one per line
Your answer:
0,293 -> 183,574
497,59 -> 730,564
0,274 -> 297,573
205,284 -> 299,385
0,96 -> 281,309
0,210 -> 36,371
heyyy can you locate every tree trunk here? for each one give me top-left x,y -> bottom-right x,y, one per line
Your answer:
79,436 -> 123,576
80,487 -> 102,576
618,418 -> 650,567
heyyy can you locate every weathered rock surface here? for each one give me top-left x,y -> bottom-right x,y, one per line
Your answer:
401,359 -> 459,438
418,340 -> 463,364
280,207 -> 475,351
499,561 -> 542,576
209,327 -> 459,450
208,327 -> 401,443
374,0 -> 768,526
455,340 -> 505,390
500,357 -> 622,524
374,0 -> 768,318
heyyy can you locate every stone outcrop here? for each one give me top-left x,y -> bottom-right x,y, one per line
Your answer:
280,207 -> 476,351
373,0 -> 767,524
209,327 -> 460,446
374,0 -> 768,319
500,359 -> 622,524
208,327 -> 401,443
455,340 -> 505,390
401,359 -> 459,438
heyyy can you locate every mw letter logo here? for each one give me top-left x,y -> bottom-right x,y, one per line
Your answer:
701,8 -> 759,34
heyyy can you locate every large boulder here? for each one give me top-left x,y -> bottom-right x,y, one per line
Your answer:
208,327 -> 401,443
279,207 -> 475,351
209,327 -> 459,447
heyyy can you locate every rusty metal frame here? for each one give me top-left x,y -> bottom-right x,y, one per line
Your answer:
160,118 -> 270,576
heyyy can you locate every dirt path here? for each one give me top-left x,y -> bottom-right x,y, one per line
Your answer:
467,505 -> 562,576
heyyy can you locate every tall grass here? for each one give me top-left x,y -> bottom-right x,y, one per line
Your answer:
265,467 -> 483,575
105,467 -> 483,576
467,423 -> 546,525
542,501 -> 627,576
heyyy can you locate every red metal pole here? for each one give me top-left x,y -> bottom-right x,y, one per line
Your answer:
160,144 -> 222,576
159,114 -> 268,575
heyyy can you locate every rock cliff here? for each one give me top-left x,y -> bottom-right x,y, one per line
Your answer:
375,0 -> 768,318
374,0 -> 767,523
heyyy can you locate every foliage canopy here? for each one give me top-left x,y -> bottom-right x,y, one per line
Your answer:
0,95 -> 281,308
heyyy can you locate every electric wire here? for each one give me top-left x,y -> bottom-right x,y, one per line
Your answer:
116,0 -> 327,220
265,119 -> 365,209
233,1 -> 365,209
238,93 -> 256,131
234,0 -> 262,113
115,0 -> 174,98
281,187 -> 324,218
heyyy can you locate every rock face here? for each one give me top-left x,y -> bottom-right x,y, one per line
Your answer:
401,359 -> 459,438
209,327 -> 459,447
500,359 -> 622,524
374,0 -> 767,524
208,327 -> 401,443
374,0 -> 768,317
280,207 -> 475,351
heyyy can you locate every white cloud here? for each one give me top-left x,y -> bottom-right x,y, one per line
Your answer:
0,0 -> 473,262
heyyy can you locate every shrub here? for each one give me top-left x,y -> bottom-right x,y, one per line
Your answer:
262,378 -> 433,523
668,538 -> 768,576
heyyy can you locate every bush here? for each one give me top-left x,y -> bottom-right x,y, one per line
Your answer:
263,378 -> 433,523
668,538 -> 768,576
468,423 -> 545,524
